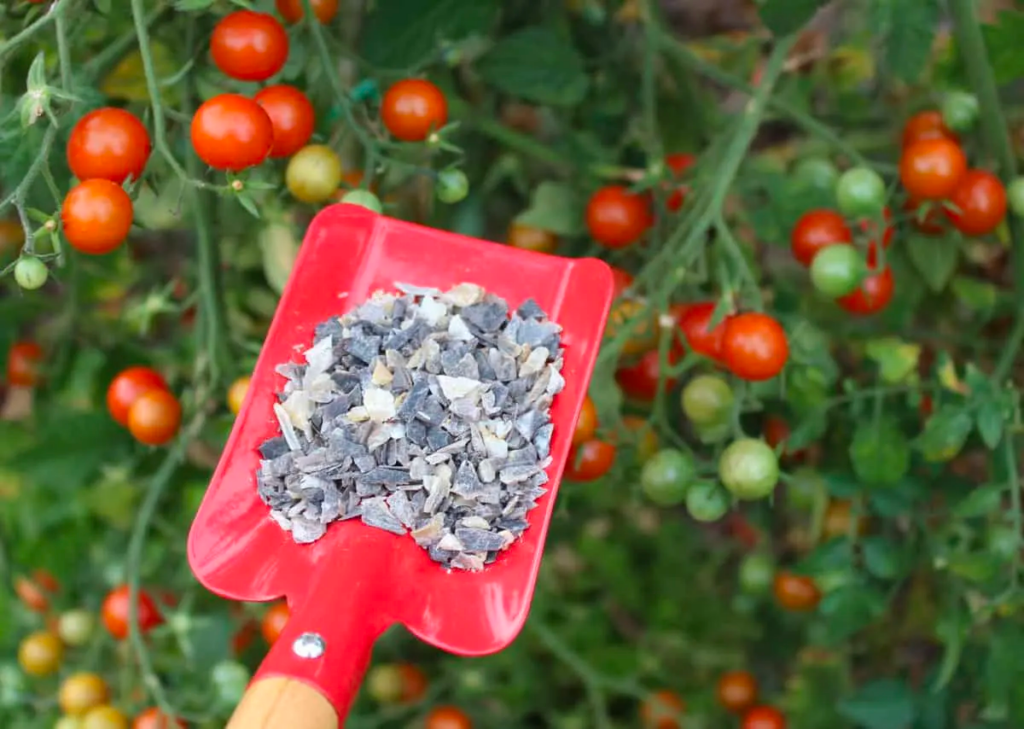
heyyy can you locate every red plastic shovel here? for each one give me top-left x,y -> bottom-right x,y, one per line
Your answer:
187,203 -> 614,728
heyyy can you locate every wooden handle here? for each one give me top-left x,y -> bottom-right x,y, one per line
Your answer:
226,677 -> 339,729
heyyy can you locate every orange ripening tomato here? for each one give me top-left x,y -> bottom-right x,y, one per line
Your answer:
585,185 -> 652,248
640,689 -> 685,729
899,137 -> 967,201
101,585 -> 163,640
210,10 -> 289,82
132,707 -> 187,729
717,670 -> 759,714
773,572 -> 821,612
66,107 -> 152,185
62,179 -> 134,255
945,169 -> 1007,237
506,222 -> 557,254
396,662 -> 428,703
822,499 -> 870,539
59,672 -> 110,716
255,85 -> 316,159
275,0 -> 339,24
191,94 -> 274,171
742,705 -> 787,729
7,341 -> 43,387
721,313 -> 788,382
424,706 -> 473,729
790,209 -> 851,267
901,109 -> 957,148
610,265 -> 634,299
227,375 -> 251,416
573,396 -> 598,445
616,349 -> 679,402
380,79 -> 448,142
564,440 -> 617,481
107,366 -> 169,427
261,601 -> 289,645
14,571 -> 59,613
127,388 -> 182,446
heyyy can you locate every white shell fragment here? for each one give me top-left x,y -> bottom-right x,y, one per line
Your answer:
256,282 -> 566,571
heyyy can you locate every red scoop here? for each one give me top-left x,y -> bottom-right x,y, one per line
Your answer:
187,204 -> 614,728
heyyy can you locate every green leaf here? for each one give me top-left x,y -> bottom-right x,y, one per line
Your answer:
818,584 -> 888,642
945,552 -> 1001,583
870,0 -> 940,83
950,275 -> 998,313
864,337 -> 921,384
758,0 -> 827,36
915,406 -> 973,463
787,411 -> 827,451
360,0 -> 499,70
838,679 -> 917,729
174,0 -> 214,9
981,11 -> 1024,85
514,181 -> 586,236
477,27 -> 588,107
907,233 -> 960,293
976,399 -> 1006,450
952,482 -> 1005,518
862,536 -> 905,580
849,419 -> 910,487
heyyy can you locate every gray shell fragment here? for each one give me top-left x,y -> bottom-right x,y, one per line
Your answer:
256,282 -> 566,571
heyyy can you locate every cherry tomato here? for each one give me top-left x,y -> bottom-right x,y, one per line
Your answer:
367,662 -> 428,704
14,573 -> 51,612
858,205 -> 894,251
261,601 -> 289,645
835,167 -> 885,217
1008,177 -> 1024,217
677,301 -> 729,362
210,11 -> 288,82
641,448 -> 696,506
605,299 -> 658,356
82,706 -> 130,729
132,707 -> 186,729
101,585 -> 164,640
58,609 -> 96,647
107,366 -> 169,427
573,396 -> 598,445
585,185 -> 652,248
717,670 -> 759,713
946,169 -> 1007,236
255,85 -> 315,159
900,138 -> 967,201
565,440 -> 617,481
286,144 -> 342,203
790,209 -> 851,267
231,618 -> 258,655
902,109 -> 957,148
424,706 -> 473,729
18,630 -> 63,677
275,0 -> 339,24
436,168 -> 469,204
191,94 -> 274,171
610,266 -> 634,298
719,438 -> 779,500
681,374 -> 734,427
211,660 -> 251,707
773,572 -> 821,611
341,189 -> 382,213
228,375 -> 251,415
822,500 -> 870,539
738,552 -> 775,594
507,222 -> 557,253
664,152 -> 695,211
721,313 -> 788,381
793,156 -> 839,191
396,663 -> 428,703
742,706 -> 786,729
640,689 -> 684,729
381,78 -> 448,142
615,350 -> 678,402
941,91 -> 978,132
66,108 -> 151,185
763,416 -> 809,461
685,481 -> 731,522
14,257 -> 48,290
837,265 -> 894,316
59,673 -> 110,716
62,179 -> 134,255
0,218 -> 25,255
7,341 -> 43,387
904,197 -> 946,234
810,244 -> 866,297
127,388 -> 181,446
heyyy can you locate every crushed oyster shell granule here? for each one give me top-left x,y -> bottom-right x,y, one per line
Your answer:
256,282 -> 566,572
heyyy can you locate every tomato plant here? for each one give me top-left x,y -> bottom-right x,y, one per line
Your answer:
59,672 -> 110,716
717,670 -> 759,714
564,439 -> 616,481
107,366 -> 169,427
616,349 -> 678,402
62,178 -> 134,255
573,396 -> 598,445
790,209 -> 852,267
676,301 -> 729,362
275,0 -> 340,24
836,264 -> 894,315
381,78 -> 449,142
260,601 -> 289,646
255,85 -> 316,159
945,169 -> 1007,236
131,707 -> 186,729
719,438 -> 780,500
210,11 -> 289,83
127,388 -> 182,446
641,448 -> 695,506
721,313 -> 789,381
424,706 -> 473,729
101,586 -> 163,640
506,222 -> 558,254
902,109 -> 958,148
191,94 -> 274,171
7,341 -> 43,387
773,573 -> 822,612
681,374 -> 734,426
585,185 -> 652,248
66,107 -> 151,185
899,137 -> 968,200
18,631 -> 63,677
742,705 -> 787,729
286,144 -> 343,203
640,689 -> 684,729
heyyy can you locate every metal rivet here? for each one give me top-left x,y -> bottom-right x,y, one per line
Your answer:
292,632 -> 326,659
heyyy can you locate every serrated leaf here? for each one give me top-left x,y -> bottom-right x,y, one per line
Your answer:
850,419 -> 910,487
477,27 -> 588,107
758,0 -> 826,36
916,406 -> 973,463
952,482 -> 1004,518
976,399 -> 1006,449
981,11 -> 1024,85
871,0 -> 939,83
837,679 -> 917,729
514,181 -> 585,236
907,233 -> 960,292
360,0 -> 499,70
951,275 -> 998,312
864,337 -> 920,384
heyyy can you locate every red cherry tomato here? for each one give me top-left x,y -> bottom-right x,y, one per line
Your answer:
902,109 -> 957,148
945,169 -> 1007,237
640,689 -> 684,729
255,85 -> 316,159
857,206 -> 893,251
900,138 -> 967,201
616,349 -> 679,402
837,265 -> 894,315
101,585 -> 163,640
66,108 -> 151,185
107,367 -> 169,427
7,341 -> 43,387
610,266 -> 634,299
127,388 -> 182,446
585,186 -> 652,249
573,396 -> 598,446
665,153 -> 695,211
763,415 -> 809,461
210,10 -> 289,82
676,301 -> 729,362
717,670 -> 759,714
565,440 -> 617,481
424,706 -> 472,729
790,209 -> 851,267
742,705 -> 787,729
903,197 -> 946,234
191,94 -> 274,171
275,0 -> 339,24
721,313 -> 788,382
132,707 -> 186,729
62,179 -> 134,255
380,79 -> 448,142
773,572 -> 821,611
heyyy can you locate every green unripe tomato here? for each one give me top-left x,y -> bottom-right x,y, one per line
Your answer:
341,189 -> 383,214
810,244 -> 866,297
738,552 -> 775,594
640,448 -> 696,506
1007,178 -> 1024,218
718,438 -> 780,500
793,156 -> 839,191
681,374 -> 734,427
685,481 -> 731,522
436,168 -> 469,204
941,91 -> 979,132
14,257 -> 47,290
835,166 -> 886,217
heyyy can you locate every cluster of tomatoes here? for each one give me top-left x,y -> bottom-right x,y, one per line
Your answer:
106,366 -> 182,447
640,670 -> 790,729
13,573 -> 179,729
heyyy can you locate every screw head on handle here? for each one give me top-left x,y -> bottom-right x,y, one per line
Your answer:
292,632 -> 326,659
